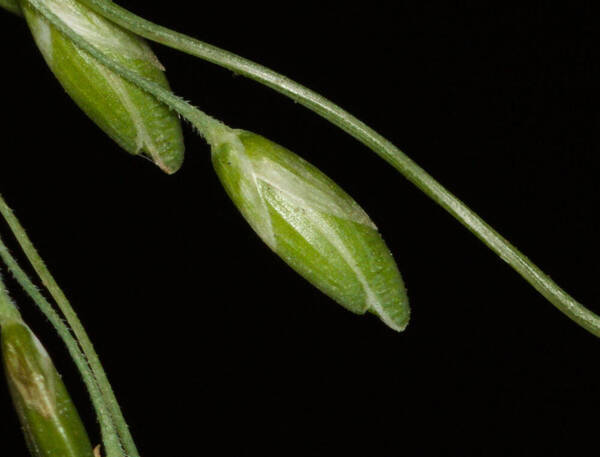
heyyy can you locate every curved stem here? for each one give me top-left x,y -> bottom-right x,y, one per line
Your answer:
0,195 -> 132,457
0,228 -> 125,457
72,0 -> 600,337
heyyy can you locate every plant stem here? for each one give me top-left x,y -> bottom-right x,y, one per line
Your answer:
0,195 -> 129,457
0,230 -> 125,457
72,0 -> 600,337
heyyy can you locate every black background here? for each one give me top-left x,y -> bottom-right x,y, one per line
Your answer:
1,3 -> 600,456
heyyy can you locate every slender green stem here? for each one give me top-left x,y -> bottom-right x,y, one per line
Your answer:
70,0 -> 600,337
0,195 -> 131,457
0,229 -> 125,457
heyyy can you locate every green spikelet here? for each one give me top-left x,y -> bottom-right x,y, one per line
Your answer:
1,319 -> 95,457
212,130 -> 410,331
19,0 -> 185,173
